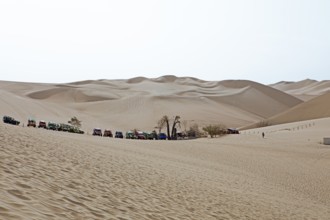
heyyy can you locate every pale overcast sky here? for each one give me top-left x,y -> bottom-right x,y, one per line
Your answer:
0,0 -> 329,84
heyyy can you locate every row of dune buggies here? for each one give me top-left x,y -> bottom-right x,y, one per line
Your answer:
2,116 -> 84,134
26,119 -> 85,134
3,115 -> 178,140
92,128 -> 168,140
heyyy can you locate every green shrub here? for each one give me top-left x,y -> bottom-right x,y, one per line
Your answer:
202,124 -> 227,138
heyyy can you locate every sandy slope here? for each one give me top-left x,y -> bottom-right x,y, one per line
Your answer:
0,76 -> 302,132
1,77 -> 330,219
242,92 -> 330,129
1,117 -> 330,219
267,92 -> 330,125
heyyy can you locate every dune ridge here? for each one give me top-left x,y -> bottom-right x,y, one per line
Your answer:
266,92 -> 330,125
1,76 -> 330,219
0,76 -> 306,131
270,79 -> 330,100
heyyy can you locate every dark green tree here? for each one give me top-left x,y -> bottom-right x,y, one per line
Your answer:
68,116 -> 82,128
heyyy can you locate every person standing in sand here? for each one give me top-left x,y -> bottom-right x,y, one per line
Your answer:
262,132 -> 265,138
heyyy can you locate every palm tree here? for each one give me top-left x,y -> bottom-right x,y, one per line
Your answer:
171,116 -> 181,139
158,115 -> 170,139
158,115 -> 181,140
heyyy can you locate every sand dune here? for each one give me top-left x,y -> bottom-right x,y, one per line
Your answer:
270,79 -> 330,101
1,115 -> 330,219
0,76 -> 304,132
27,87 -> 115,103
267,92 -> 330,125
1,76 -> 330,219
271,79 -> 317,91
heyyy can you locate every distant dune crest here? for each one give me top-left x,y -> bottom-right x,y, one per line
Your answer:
0,76 -> 329,131
270,79 -> 330,100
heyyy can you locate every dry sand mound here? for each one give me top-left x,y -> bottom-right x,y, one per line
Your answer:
270,79 -> 330,101
271,79 -> 318,91
27,87 -> 114,103
126,76 -> 149,84
1,76 -> 330,219
1,117 -> 330,219
267,92 -> 330,125
0,76 -> 304,132
220,80 -> 302,107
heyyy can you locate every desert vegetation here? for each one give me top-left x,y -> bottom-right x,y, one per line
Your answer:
68,116 -> 82,128
187,123 -> 203,138
157,115 -> 181,140
202,124 -> 227,138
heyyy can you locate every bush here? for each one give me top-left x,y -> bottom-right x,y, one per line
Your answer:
202,124 -> 227,138
187,124 -> 202,138
68,116 -> 82,128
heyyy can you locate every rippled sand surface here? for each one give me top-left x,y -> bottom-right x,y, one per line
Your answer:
1,118 -> 330,219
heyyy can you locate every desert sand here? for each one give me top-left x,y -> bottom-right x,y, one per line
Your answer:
1,77 -> 330,219
1,116 -> 330,219
270,79 -> 330,101
0,76 -> 303,132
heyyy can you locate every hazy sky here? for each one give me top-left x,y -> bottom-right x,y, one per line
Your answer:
0,0 -> 329,84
